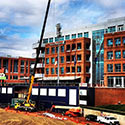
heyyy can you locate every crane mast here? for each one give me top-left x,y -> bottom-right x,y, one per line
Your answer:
26,0 -> 51,103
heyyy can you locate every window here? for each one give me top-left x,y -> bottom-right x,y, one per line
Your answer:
123,50 -> 125,58
72,44 -> 76,50
86,66 -> 90,73
10,60 -> 12,73
84,32 -> 89,38
78,33 -> 82,38
66,67 -> 70,73
86,55 -> 90,61
61,46 -> 64,52
46,68 -> 49,74
107,64 -> 113,72
51,57 -> 55,64
13,76 -> 18,80
86,77 -> 90,83
51,47 -> 55,54
72,34 -> 76,39
46,58 -> 49,64
66,55 -> 70,62
43,38 -> 48,43
118,25 -> 124,31
107,51 -> 113,59
56,47 -> 58,53
49,38 -> 53,43
14,60 -> 18,73
61,56 -> 64,63
10,76 -> 12,79
107,76 -> 114,87
77,54 -> 81,61
65,35 -> 70,40
77,43 -> 81,50
86,43 -> 90,49
115,38 -> 121,46
3,59 -> 8,73
56,68 -> 58,74
26,61 -> 28,74
55,37 -> 58,42
108,26 -> 116,33
66,44 -> 70,51
60,67 -> 64,74
20,60 -> 24,74
116,77 -> 122,87
51,68 -> 54,74
46,48 -> 49,54
60,36 -> 64,41
77,66 -> 81,72
115,64 -> 121,72
123,37 -> 125,45
30,61 -> 34,74
72,55 -> 75,61
123,64 -> 125,72
6,75 -> 8,80
72,67 -> 75,73
107,39 -> 113,46
115,51 -> 121,59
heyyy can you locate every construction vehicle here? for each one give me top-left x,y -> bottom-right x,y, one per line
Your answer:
14,0 -> 51,111
63,108 -> 81,117
50,105 -> 82,117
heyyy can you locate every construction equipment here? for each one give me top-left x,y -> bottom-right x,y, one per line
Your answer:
14,0 -> 51,111
63,108 -> 81,117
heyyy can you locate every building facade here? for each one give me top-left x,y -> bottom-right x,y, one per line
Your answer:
104,31 -> 125,87
0,56 -> 35,85
42,37 -> 90,84
32,17 -> 125,86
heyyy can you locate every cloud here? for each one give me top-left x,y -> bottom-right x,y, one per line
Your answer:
0,0 -> 125,57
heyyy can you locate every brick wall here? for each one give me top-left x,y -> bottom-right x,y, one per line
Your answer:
95,88 -> 125,106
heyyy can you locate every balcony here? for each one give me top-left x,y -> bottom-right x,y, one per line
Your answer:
35,73 -> 44,78
31,63 -> 45,69
32,53 -> 45,58
32,42 -> 45,49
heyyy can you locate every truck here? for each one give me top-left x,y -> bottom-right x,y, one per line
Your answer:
97,116 -> 120,125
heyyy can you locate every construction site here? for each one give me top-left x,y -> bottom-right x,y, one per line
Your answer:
0,0 -> 125,125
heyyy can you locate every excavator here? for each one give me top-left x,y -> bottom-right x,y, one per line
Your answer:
14,0 -> 51,111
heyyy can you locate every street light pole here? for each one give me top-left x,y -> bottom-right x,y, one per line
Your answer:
57,44 -> 60,85
56,23 -> 61,85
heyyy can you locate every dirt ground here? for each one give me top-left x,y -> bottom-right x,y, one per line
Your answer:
0,108 -> 76,125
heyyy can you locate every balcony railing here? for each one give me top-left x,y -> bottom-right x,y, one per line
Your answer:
35,73 -> 44,78
31,63 -> 45,69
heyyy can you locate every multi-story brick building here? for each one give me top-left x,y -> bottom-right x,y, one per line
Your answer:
42,37 -> 91,84
33,17 -> 125,86
0,56 -> 35,85
104,31 -> 125,87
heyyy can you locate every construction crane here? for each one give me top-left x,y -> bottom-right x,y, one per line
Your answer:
14,0 -> 51,111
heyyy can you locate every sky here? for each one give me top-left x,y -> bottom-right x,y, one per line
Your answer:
0,0 -> 125,58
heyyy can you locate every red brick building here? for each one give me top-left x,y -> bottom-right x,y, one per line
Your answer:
0,56 -> 35,84
44,37 -> 91,84
104,31 -> 125,87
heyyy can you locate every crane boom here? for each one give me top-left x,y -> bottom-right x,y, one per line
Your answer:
26,0 -> 51,103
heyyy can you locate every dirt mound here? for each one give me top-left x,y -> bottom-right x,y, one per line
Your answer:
0,108 -> 76,125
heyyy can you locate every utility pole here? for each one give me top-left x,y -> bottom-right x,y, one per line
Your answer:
56,23 -> 62,85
